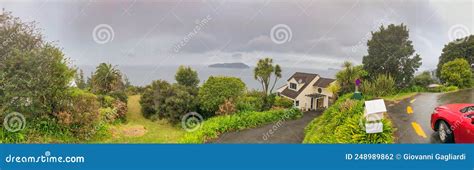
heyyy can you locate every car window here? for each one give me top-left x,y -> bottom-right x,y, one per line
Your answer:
460,106 -> 474,113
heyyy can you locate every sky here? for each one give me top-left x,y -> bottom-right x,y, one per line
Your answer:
1,0 -> 473,71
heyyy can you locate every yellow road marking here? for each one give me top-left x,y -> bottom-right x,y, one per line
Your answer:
406,106 -> 413,114
411,122 -> 427,138
409,99 -> 416,103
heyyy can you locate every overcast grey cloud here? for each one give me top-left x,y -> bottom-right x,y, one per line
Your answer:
1,0 -> 473,71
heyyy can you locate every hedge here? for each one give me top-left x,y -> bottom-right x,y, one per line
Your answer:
303,94 -> 394,144
179,108 -> 302,143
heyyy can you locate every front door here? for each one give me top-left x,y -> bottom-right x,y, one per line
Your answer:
310,97 -> 314,109
316,98 -> 324,108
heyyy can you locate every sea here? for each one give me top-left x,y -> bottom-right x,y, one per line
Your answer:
78,65 -> 339,90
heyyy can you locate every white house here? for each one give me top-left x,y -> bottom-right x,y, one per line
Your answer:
277,72 -> 336,111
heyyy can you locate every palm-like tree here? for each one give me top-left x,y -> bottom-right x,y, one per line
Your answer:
91,63 -> 124,94
254,58 -> 282,95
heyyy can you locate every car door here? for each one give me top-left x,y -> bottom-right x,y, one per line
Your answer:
457,113 -> 474,143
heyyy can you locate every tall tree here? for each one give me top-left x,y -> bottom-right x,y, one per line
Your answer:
175,65 -> 199,88
362,24 -> 422,87
75,69 -> 87,89
91,63 -> 124,94
254,58 -> 282,95
0,10 -> 74,115
436,35 -> 474,82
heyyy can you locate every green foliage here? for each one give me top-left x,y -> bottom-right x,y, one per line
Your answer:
140,80 -> 198,123
91,63 -> 125,95
360,74 -> 395,97
216,99 -> 236,115
362,24 -> 422,87
75,69 -> 87,89
274,96 -> 294,109
436,35 -> 474,81
303,94 -> 394,143
427,85 -> 459,93
440,58 -> 472,88
180,108 -> 303,143
413,71 -> 435,87
199,76 -> 246,115
336,62 -> 367,94
236,96 -> 264,112
175,65 -> 199,87
254,58 -> 282,95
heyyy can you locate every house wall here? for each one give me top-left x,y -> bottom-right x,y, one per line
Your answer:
294,77 -> 335,111
288,78 -> 305,91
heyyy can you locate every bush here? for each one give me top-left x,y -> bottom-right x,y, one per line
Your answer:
199,76 -> 246,115
440,58 -> 472,88
413,71 -> 435,87
236,96 -> 264,112
216,99 -> 236,115
180,108 -> 303,143
303,94 -> 394,143
427,85 -> 459,93
361,74 -> 395,97
274,96 -> 294,109
57,88 -> 101,140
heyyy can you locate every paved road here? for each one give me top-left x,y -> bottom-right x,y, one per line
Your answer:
212,111 -> 322,143
387,88 -> 474,143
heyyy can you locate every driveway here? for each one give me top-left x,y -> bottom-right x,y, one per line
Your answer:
212,111 -> 323,143
387,88 -> 474,143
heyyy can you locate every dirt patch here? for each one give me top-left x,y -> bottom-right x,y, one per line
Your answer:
111,125 -> 147,138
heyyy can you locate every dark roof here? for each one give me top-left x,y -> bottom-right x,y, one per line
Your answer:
313,77 -> 336,88
280,72 -> 318,99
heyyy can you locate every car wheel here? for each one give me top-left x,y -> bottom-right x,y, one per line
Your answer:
438,121 -> 454,143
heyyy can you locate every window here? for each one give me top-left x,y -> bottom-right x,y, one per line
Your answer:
290,83 -> 297,90
318,88 -> 322,93
295,100 -> 299,106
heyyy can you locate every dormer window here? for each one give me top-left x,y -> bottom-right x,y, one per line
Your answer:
289,83 -> 297,90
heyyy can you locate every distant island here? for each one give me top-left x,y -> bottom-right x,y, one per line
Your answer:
208,62 -> 250,69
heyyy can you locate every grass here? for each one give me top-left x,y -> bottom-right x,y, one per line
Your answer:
381,92 -> 418,102
99,95 -> 185,143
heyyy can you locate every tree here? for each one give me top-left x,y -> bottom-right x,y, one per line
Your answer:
75,69 -> 87,89
413,71 -> 435,87
91,63 -> 124,94
362,24 -> 422,87
327,82 -> 341,102
335,61 -> 367,94
436,35 -> 474,82
139,80 -> 198,123
440,58 -> 472,88
175,65 -> 199,87
0,10 -> 75,116
199,76 -> 246,115
254,58 -> 282,95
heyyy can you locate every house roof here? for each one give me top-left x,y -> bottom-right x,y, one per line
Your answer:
280,72 -> 318,99
313,77 -> 336,88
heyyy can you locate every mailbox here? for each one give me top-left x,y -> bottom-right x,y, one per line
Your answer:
364,99 -> 386,133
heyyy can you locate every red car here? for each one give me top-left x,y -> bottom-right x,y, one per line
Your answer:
431,104 -> 474,143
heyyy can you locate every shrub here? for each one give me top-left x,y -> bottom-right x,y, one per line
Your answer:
180,108 -> 303,143
413,71 -> 435,87
216,99 -> 236,115
236,96 -> 263,112
58,88 -> 101,140
440,58 -> 472,88
113,100 -> 128,122
199,76 -> 246,115
274,96 -> 294,109
303,94 -> 394,143
361,74 -> 395,97
140,80 -> 198,123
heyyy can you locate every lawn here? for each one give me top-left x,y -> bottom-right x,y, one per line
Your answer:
100,95 -> 185,143
381,92 -> 418,102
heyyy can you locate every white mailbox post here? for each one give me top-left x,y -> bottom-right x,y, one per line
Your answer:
364,99 -> 387,134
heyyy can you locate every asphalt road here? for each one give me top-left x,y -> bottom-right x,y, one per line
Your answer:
387,88 -> 474,143
212,111 -> 322,143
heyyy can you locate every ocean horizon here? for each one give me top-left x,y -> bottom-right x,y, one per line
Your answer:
78,65 -> 339,90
